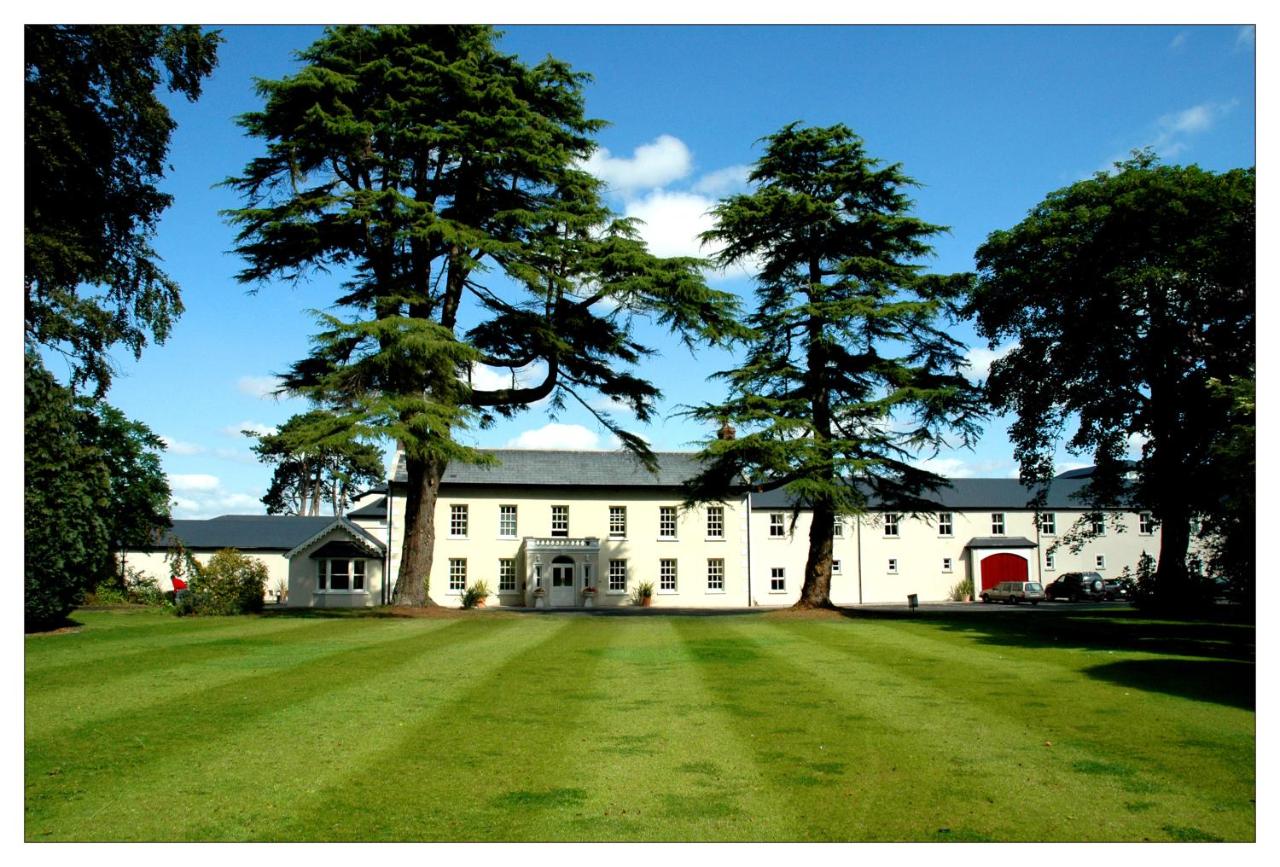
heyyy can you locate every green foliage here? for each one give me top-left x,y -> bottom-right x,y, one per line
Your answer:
246,409 -> 385,515
124,571 -> 169,607
631,581 -> 655,604
82,582 -> 129,606
461,580 -> 491,609
685,123 -> 984,607
25,25 -> 220,396
967,152 -> 1254,605
25,352 -> 112,630
948,575 -> 974,602
1197,373 -> 1254,605
184,549 -> 268,616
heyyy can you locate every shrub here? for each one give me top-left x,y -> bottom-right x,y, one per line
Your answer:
124,568 -> 168,607
461,580 -> 491,610
948,575 -> 974,601
82,582 -> 129,606
173,588 -> 196,617
181,549 -> 268,616
631,581 -> 654,605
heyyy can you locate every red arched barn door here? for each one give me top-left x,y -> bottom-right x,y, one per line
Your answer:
979,553 -> 1028,591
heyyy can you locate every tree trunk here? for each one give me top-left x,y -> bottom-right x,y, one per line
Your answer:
393,452 -> 445,607
796,498 -> 837,608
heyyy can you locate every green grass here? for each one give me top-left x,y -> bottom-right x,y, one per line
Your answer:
25,606 -> 1254,841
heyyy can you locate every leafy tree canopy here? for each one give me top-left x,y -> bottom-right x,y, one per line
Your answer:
247,409 -> 385,516
685,123 -> 984,607
25,24 -> 220,395
966,151 -> 1254,602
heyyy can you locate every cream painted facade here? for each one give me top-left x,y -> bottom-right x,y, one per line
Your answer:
123,549 -> 292,600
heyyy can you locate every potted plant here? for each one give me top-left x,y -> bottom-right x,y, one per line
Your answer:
632,581 -> 655,607
532,586 -> 545,609
274,578 -> 288,605
462,580 -> 491,610
582,585 -> 597,608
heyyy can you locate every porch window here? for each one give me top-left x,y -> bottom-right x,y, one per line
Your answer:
769,567 -> 785,592
1039,513 -> 1056,535
769,513 -> 785,538
991,513 -> 1005,535
659,559 -> 677,592
608,559 -> 627,592
707,558 -> 724,592
499,505 -> 518,538
551,505 -> 569,537
707,506 -> 724,539
884,513 -> 900,537
498,559 -> 516,592
938,512 -> 953,536
659,506 -> 677,540
449,504 -> 468,538
448,558 -> 466,592
316,559 -> 365,593
609,506 -> 626,538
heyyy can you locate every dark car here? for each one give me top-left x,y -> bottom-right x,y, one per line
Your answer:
1045,571 -> 1107,602
1103,576 -> 1135,601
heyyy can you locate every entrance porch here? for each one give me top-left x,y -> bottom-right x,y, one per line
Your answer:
523,537 -> 601,609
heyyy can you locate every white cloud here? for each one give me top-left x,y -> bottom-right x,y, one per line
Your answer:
1149,100 -> 1238,158
690,164 -> 751,197
237,375 -> 284,399
160,436 -> 204,456
1236,26 -> 1254,50
623,189 -> 717,259
224,420 -> 277,438
169,473 -> 221,492
212,447 -> 261,465
1054,461 -> 1092,476
916,456 -> 1018,478
964,342 -> 1017,381
504,423 -> 607,450
465,362 -> 546,393
171,489 -> 264,520
584,134 -> 693,194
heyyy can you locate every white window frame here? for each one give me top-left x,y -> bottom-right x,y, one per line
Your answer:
769,567 -> 786,593
1040,513 -> 1056,535
833,518 -> 844,538
991,513 -> 1005,535
609,506 -> 627,539
449,503 -> 469,538
1091,514 -> 1106,536
498,504 -> 518,539
498,558 -> 516,592
1045,551 -> 1056,571
659,559 -> 678,593
315,558 -> 367,594
884,513 -> 900,538
769,513 -> 785,538
938,512 -> 953,537
706,558 -> 725,593
1095,554 -> 1107,570
608,559 -> 628,594
448,558 -> 467,593
1139,512 -> 1156,535
706,505 -> 725,539
887,558 -> 899,575
551,505 -> 569,538
659,506 -> 678,540
942,557 -> 953,574
832,559 -> 842,575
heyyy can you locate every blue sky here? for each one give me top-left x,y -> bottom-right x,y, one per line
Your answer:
74,24 -> 1255,518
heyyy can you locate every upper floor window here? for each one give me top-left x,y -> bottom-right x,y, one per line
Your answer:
659,506 -> 678,539
769,513 -> 785,538
1039,513 -> 1056,535
884,513 -> 900,537
1139,513 -> 1156,535
991,513 -> 1006,535
938,512 -> 953,536
551,505 -> 569,538
707,505 -> 724,539
1090,514 -> 1106,536
449,504 -> 468,538
833,518 -> 844,538
609,506 -> 627,538
499,504 -> 517,538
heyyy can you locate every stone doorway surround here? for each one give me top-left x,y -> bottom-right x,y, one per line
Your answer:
523,536 -> 601,608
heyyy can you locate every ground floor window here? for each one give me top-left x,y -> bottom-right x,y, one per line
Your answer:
498,559 -> 516,592
942,558 -> 953,573
887,558 -> 899,574
449,558 -> 467,592
609,559 -> 627,592
832,559 -> 841,574
1095,554 -> 1107,570
1139,512 -> 1156,535
317,559 -> 366,592
770,567 -> 785,592
1045,551 -> 1055,571
707,558 -> 724,591
659,559 -> 677,592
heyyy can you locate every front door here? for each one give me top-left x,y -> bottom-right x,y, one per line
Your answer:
550,562 -> 576,607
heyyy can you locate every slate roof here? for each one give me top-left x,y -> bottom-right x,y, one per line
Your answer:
964,536 -> 1038,549
144,515 -> 384,552
750,476 -> 1105,511
392,449 -> 707,488
348,496 -> 388,519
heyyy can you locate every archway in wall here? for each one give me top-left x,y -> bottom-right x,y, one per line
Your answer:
979,553 -> 1028,591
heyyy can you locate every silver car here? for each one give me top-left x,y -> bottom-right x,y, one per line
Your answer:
981,581 -> 1046,605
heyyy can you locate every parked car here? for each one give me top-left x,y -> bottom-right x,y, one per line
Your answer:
980,581 -> 1046,605
1103,576 -> 1135,601
1045,571 -> 1107,602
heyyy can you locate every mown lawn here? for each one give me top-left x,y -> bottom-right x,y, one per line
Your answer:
25,605 -> 1254,841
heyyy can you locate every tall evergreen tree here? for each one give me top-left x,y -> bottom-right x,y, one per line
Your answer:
226,26 -> 739,605
966,153 -> 1255,608
247,410 -> 386,516
685,123 -> 984,608
25,25 -> 220,396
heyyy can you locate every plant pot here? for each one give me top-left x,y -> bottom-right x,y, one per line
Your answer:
641,596 -> 653,607
534,596 -> 545,609
475,598 -> 486,608
583,595 -> 594,608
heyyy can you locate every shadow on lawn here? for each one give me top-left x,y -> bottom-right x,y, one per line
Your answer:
835,606 -> 1255,710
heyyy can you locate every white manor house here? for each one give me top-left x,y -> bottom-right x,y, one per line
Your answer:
127,449 -> 1164,609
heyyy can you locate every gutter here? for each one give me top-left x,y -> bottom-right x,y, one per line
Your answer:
856,514 -> 863,604
745,490 -> 754,607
